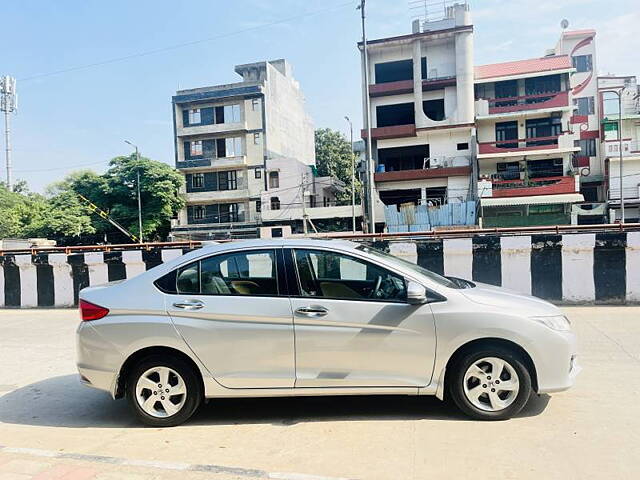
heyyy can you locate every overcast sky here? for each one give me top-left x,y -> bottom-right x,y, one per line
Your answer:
2,0 -> 638,192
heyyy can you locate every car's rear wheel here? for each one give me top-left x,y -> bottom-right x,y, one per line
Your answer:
448,346 -> 532,420
126,354 -> 202,426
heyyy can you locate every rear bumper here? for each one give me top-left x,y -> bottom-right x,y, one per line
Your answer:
77,366 -> 118,396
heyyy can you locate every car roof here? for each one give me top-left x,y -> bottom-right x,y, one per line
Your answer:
198,237 -> 361,252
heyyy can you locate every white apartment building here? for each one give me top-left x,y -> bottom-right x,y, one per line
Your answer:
170,59 -> 315,239
552,29 -> 603,203
358,3 -> 476,229
599,75 -> 640,222
474,55 -> 582,227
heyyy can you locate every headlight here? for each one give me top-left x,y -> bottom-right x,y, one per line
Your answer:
531,315 -> 571,332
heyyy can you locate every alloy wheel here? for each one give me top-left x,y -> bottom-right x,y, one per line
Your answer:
135,366 -> 187,418
462,357 -> 520,412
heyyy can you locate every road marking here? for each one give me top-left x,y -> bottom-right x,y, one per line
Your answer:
0,445 -> 354,480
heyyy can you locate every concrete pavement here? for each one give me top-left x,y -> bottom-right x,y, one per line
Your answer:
0,307 -> 639,480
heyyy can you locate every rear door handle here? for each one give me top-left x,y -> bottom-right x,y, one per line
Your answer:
295,305 -> 329,317
172,299 -> 204,310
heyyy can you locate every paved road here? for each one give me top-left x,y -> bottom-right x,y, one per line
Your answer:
0,307 -> 639,480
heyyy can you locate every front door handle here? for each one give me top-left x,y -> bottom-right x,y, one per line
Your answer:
172,299 -> 204,310
295,305 -> 329,317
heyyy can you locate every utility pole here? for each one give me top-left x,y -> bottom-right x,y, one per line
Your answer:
344,116 -> 356,232
301,173 -> 308,235
358,0 -> 375,233
0,76 -> 17,190
125,140 -> 144,243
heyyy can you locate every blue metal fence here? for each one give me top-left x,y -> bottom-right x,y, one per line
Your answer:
384,201 -> 477,233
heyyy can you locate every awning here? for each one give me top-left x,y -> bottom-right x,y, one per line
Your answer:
481,193 -> 584,207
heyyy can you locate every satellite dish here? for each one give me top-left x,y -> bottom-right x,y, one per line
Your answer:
561,19 -> 569,30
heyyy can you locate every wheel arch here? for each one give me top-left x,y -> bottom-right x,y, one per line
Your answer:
115,346 -> 204,399
442,337 -> 539,397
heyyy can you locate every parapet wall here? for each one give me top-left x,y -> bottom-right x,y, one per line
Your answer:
1,231 -> 638,307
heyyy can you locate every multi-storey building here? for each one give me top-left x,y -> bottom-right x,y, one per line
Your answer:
599,75 -> 640,222
358,3 -> 476,230
170,59 -> 315,239
474,55 -> 583,227
552,30 -> 604,204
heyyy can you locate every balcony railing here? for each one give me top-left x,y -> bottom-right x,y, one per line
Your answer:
361,124 -> 416,140
603,140 -> 640,158
368,76 -> 457,97
489,176 -> 577,198
478,135 -> 561,155
375,156 -> 471,182
478,91 -> 569,115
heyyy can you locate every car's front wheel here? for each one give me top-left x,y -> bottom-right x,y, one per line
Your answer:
126,354 -> 202,426
448,346 -> 532,420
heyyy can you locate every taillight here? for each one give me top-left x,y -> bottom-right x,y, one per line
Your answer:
79,299 -> 109,321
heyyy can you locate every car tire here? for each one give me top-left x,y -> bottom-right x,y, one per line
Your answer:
126,354 -> 202,427
447,346 -> 532,421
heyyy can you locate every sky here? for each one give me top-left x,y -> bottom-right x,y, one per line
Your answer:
1,0 -> 638,192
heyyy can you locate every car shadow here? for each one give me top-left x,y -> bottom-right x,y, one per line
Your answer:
0,374 -> 550,428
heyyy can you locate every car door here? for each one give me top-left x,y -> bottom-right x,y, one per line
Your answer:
164,247 -> 295,389
286,247 -> 436,388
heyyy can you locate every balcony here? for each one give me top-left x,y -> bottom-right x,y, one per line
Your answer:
184,188 -> 250,203
260,203 -> 363,222
477,133 -> 579,158
375,156 -> 471,183
476,91 -> 569,117
485,176 -> 578,198
176,120 -> 247,137
176,155 -> 247,170
368,76 -> 457,98
361,124 -> 416,140
602,140 -> 640,158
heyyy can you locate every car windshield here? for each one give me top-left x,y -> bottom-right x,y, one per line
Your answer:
356,245 -> 467,289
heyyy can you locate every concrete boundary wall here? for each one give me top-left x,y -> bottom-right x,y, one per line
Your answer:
0,232 -> 638,307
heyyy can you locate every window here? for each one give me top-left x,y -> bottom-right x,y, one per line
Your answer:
223,137 -> 243,157
573,55 -> 593,73
200,250 -> 277,296
176,262 -> 200,294
577,138 -> 597,157
254,169 -> 262,179
224,104 -> 241,123
190,140 -> 203,157
256,200 -> 261,213
270,197 -> 280,210
574,97 -> 595,115
293,249 -> 407,302
604,122 -> 619,141
376,103 -> 415,127
495,121 -> 519,148
254,132 -> 261,144
193,205 -> 205,220
252,98 -> 260,111
188,109 -> 201,125
218,170 -> 237,191
457,143 -> 469,151
269,171 -> 279,189
423,99 -> 445,121
494,80 -> 518,107
192,173 -> 204,189
526,117 -> 562,146
374,59 -> 413,84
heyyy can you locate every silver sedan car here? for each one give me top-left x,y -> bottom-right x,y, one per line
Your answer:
77,239 -> 580,426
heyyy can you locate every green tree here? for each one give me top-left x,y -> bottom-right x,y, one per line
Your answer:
23,191 -> 95,239
314,128 -> 361,203
55,155 -> 185,241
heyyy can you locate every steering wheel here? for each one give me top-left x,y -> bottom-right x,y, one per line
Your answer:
369,275 -> 382,298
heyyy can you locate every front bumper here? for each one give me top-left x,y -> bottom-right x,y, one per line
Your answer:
535,330 -> 581,394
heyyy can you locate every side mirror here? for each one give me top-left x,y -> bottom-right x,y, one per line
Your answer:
406,281 -> 428,305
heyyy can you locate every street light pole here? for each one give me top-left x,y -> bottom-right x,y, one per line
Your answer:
345,116 -> 356,232
359,0 -> 375,233
125,140 -> 144,243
